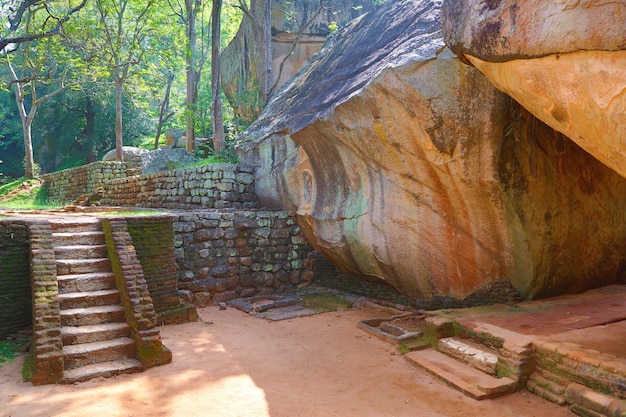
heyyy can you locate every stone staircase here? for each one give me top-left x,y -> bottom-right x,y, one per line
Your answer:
51,218 -> 143,383
403,317 -> 531,400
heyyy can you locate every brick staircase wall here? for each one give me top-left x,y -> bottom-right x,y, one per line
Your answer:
101,218 -> 172,368
42,161 -> 136,203
28,222 -> 64,385
0,221 -> 31,339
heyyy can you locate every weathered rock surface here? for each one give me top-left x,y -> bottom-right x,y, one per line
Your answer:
222,0 -> 380,123
141,148 -> 198,175
102,146 -> 147,163
239,0 -> 626,300
442,0 -> 626,179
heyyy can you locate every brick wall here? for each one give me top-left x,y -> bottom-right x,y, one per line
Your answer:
0,221 -> 32,339
42,161 -> 136,203
101,164 -> 258,210
28,221 -> 63,385
174,210 -> 315,306
101,218 -> 172,367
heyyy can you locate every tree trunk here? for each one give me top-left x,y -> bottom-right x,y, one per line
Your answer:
115,77 -> 124,161
212,0 -> 225,153
185,0 -> 199,153
84,95 -> 97,162
22,115 -> 35,179
155,72 -> 175,149
12,79 -> 36,179
256,0 -> 272,104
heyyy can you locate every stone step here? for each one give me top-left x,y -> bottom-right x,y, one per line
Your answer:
58,289 -> 121,309
58,272 -> 116,294
529,370 -> 567,395
438,337 -> 498,375
57,258 -> 112,276
49,219 -> 102,234
527,379 -> 567,406
566,383 -> 626,417
60,305 -> 126,327
54,245 -> 109,260
53,231 -> 105,246
62,322 -> 131,345
62,358 -> 143,384
405,349 -> 516,400
62,337 -> 136,370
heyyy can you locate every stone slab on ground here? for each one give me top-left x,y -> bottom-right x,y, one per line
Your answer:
253,304 -> 320,321
405,348 -> 516,400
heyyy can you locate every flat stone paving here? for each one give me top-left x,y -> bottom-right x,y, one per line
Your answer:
435,284 -> 626,371
439,284 -> 626,337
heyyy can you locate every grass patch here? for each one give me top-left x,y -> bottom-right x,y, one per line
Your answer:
299,293 -> 353,312
0,339 -> 28,369
0,183 -> 65,210
98,210 -> 169,216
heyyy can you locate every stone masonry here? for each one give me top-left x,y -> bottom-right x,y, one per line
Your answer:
28,221 -> 64,385
42,161 -> 135,203
0,221 -> 31,339
174,210 -> 315,306
101,164 -> 258,210
101,218 -> 172,368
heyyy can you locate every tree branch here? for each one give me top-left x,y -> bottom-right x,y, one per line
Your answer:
0,0 -> 88,52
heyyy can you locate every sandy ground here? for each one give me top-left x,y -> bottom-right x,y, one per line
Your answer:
1,306 -> 573,417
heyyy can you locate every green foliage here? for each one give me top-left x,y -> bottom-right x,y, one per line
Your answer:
0,341 -> 18,364
0,181 -> 64,210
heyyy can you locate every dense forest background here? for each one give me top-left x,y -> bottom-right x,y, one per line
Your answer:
0,0 -> 382,181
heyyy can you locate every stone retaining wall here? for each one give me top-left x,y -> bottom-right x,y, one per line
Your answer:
174,210 -> 315,306
42,161 -> 135,203
101,164 -> 258,210
0,221 -> 32,339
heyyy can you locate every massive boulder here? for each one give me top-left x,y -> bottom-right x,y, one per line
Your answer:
239,0 -> 626,300
442,0 -> 626,179
222,0 -> 380,123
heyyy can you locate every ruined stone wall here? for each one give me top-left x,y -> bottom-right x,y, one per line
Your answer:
101,164 -> 258,210
0,221 -> 32,339
42,161 -> 135,203
174,210 -> 315,306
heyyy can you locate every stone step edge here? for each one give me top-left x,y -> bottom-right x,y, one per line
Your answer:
438,337 -> 498,375
527,380 -> 567,406
62,358 -> 143,384
60,305 -> 125,317
62,322 -> 130,336
62,336 -> 135,356
58,289 -> 120,299
528,371 -> 566,395
565,383 -> 626,417
405,349 -> 516,401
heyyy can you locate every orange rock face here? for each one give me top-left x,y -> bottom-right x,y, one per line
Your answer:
239,0 -> 626,300
443,0 -> 626,179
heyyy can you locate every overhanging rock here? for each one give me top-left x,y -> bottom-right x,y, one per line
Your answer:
238,0 -> 626,300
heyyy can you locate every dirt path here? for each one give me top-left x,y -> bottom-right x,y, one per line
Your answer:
1,306 -> 572,417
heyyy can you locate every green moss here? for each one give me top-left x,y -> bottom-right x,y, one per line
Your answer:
21,351 -> 33,381
496,360 -> 514,379
452,322 -> 504,349
299,293 -> 352,312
